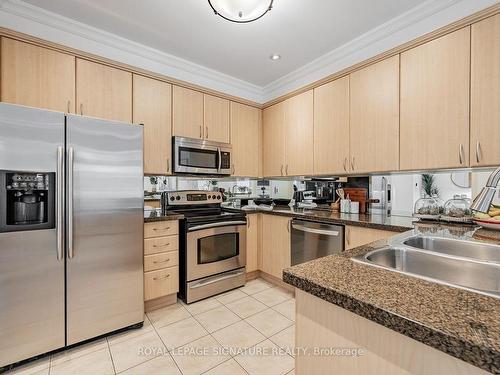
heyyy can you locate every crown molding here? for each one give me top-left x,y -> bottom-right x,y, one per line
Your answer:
0,0 -> 496,104
0,0 -> 264,102
262,0 -> 499,102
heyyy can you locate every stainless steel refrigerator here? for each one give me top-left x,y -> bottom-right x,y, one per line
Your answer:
0,103 -> 144,368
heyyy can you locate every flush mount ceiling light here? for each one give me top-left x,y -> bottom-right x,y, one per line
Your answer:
208,0 -> 273,23
270,54 -> 281,61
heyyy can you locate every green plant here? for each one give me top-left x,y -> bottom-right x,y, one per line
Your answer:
421,174 -> 438,197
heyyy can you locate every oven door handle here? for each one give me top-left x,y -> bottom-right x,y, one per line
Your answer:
189,270 -> 245,289
189,220 -> 247,231
292,223 -> 340,237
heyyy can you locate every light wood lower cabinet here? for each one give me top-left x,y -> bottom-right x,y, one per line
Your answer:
295,289 -> 487,375
470,14 -> 500,167
76,58 -> 132,122
345,225 -> 397,250
144,267 -> 179,301
144,221 -> 179,303
1,38 -> 75,113
349,55 -> 400,174
133,74 -> 172,175
260,214 -> 291,279
400,27 -> 470,170
246,214 -> 259,272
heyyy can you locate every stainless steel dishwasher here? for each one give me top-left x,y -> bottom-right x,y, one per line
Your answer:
291,219 -> 344,265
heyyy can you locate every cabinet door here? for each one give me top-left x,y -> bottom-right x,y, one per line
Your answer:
471,15 -> 500,167
1,38 -> 75,113
76,59 -> 132,122
204,94 -> 230,143
313,77 -> 350,175
261,215 -> 291,279
246,214 -> 259,273
133,75 -> 172,175
284,90 -> 314,176
263,102 -> 286,177
172,86 -> 204,139
230,102 -> 261,177
345,226 -> 395,250
400,28 -> 470,170
350,56 -> 399,174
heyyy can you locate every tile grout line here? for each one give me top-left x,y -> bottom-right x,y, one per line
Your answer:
105,338 -> 117,375
147,314 -> 185,375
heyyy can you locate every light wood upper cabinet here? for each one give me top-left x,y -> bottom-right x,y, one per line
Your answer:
76,59 -> 132,122
261,214 -> 291,280
133,75 -> 172,175
471,14 -> 500,167
172,86 -> 204,139
263,101 -> 286,177
350,55 -> 400,174
230,102 -> 262,177
204,94 -> 230,143
400,27 -> 470,170
284,90 -> 314,176
1,38 -> 75,113
313,77 -> 350,175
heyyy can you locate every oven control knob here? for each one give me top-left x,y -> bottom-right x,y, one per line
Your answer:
170,196 -> 175,201
217,195 -> 221,200
176,195 -> 181,201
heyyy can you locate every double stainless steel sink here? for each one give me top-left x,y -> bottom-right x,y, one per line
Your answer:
352,234 -> 500,298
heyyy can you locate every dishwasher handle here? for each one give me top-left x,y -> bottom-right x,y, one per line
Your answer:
292,222 -> 340,237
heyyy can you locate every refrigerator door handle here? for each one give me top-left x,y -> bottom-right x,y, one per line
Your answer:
68,145 -> 75,259
56,146 -> 64,261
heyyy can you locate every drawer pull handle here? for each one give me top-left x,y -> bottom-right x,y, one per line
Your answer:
153,227 -> 170,231
153,243 -> 170,248
153,259 -> 170,264
153,274 -> 170,281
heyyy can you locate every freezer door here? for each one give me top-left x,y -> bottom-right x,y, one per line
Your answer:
66,115 -> 144,345
0,103 -> 65,367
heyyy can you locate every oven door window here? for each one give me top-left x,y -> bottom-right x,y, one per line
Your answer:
198,233 -> 239,264
179,147 -> 218,169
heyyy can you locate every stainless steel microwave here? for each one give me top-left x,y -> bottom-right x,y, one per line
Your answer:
173,136 -> 232,175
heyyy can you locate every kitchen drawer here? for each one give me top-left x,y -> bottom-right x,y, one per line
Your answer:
144,251 -> 179,272
144,266 -> 179,301
144,221 -> 179,238
144,236 -> 179,255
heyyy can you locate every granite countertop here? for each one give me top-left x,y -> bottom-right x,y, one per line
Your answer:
225,206 -> 416,232
283,223 -> 500,373
144,208 -> 184,222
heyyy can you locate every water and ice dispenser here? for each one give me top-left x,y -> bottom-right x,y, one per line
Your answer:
0,171 -> 55,232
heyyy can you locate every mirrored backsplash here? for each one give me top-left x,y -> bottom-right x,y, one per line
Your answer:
144,169 -> 500,217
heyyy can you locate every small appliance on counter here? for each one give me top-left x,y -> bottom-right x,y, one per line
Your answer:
162,190 -> 247,303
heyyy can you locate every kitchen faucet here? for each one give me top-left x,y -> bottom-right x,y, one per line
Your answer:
470,167 -> 500,213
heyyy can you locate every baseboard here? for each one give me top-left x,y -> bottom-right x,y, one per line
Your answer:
144,293 -> 177,312
259,271 -> 295,293
245,270 -> 260,281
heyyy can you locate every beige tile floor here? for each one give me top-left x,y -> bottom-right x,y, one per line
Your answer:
6,278 -> 295,375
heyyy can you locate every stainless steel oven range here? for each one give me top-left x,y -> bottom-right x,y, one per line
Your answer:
162,190 -> 246,303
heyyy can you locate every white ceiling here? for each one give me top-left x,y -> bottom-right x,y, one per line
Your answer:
23,0 -> 423,87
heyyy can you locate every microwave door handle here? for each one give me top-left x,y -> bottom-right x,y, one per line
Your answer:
217,147 -> 222,172
189,221 -> 247,231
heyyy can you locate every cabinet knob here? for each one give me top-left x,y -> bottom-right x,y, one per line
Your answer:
280,165 -> 284,176
459,144 -> 465,165
351,157 -> 355,171
167,158 -> 170,173
199,125 -> 202,138
80,103 -> 83,115
206,126 -> 209,139
231,164 -> 235,175
67,100 -> 71,113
